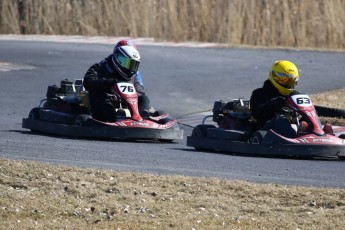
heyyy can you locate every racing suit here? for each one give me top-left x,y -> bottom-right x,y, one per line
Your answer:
83,55 -> 150,122
250,80 -> 299,137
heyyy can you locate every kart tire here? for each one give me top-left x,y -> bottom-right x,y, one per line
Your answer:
153,110 -> 166,116
192,124 -> 216,138
28,107 -> 41,120
74,114 -> 92,127
339,156 -> 345,161
27,108 -> 42,133
251,130 -> 267,144
159,139 -> 174,143
191,124 -> 216,151
337,140 -> 345,159
315,105 -> 345,118
338,134 -> 345,139
157,117 -> 172,124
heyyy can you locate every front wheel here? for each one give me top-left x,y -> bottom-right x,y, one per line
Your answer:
334,135 -> 345,160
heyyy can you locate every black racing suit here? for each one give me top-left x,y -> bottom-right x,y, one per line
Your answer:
250,80 -> 299,137
83,55 -> 149,122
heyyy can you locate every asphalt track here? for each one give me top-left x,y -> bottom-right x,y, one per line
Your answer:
1,37 -> 345,188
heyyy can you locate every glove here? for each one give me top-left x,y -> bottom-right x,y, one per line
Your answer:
106,78 -> 117,87
269,96 -> 286,109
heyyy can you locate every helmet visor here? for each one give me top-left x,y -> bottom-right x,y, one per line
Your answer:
116,51 -> 140,73
272,71 -> 299,89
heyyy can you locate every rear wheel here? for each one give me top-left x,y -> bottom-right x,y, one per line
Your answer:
192,124 -> 216,138
27,108 -> 42,133
159,139 -> 174,143
251,131 -> 267,144
74,114 -> 91,127
338,134 -> 345,139
28,108 -> 40,120
315,106 -> 345,118
191,124 -> 216,151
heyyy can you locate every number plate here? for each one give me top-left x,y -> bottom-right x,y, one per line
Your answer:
117,83 -> 136,95
291,94 -> 312,107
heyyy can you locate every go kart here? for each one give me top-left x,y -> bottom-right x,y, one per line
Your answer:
187,93 -> 345,159
22,79 -> 183,142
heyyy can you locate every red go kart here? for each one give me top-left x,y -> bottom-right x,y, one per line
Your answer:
187,93 -> 345,159
22,79 -> 183,142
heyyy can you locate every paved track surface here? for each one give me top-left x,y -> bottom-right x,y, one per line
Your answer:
1,39 -> 345,188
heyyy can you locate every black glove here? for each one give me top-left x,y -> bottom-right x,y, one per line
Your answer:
106,78 -> 117,88
269,96 -> 286,109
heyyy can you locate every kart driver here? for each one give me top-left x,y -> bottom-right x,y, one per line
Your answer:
115,39 -> 145,88
250,60 -> 300,137
83,40 -> 152,122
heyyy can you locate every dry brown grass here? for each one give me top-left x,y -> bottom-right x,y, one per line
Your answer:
311,88 -> 345,110
311,88 -> 345,126
1,158 -> 345,229
1,0 -> 344,50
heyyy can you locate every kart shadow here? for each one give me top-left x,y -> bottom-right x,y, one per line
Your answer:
179,147 -> 343,162
9,130 -> 180,144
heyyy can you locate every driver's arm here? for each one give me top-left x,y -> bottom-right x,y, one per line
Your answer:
250,91 -> 285,120
132,74 -> 145,95
83,63 -> 115,92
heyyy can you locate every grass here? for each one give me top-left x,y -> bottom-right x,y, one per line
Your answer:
1,158 -> 345,229
0,0 -> 344,50
311,88 -> 345,126
1,88 -> 345,229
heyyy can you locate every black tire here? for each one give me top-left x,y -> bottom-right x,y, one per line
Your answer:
157,117 -> 172,124
251,130 -> 267,144
315,105 -> 345,118
338,134 -> 345,139
338,156 -> 345,160
332,134 -> 345,160
191,124 -> 216,151
192,124 -> 216,138
42,102 -> 48,109
74,114 -> 92,127
39,109 -> 75,125
159,139 -> 174,143
27,108 -> 42,133
152,110 -> 166,116
28,108 -> 41,120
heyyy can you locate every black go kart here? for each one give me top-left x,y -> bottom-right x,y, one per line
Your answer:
187,94 -> 345,159
22,79 -> 183,142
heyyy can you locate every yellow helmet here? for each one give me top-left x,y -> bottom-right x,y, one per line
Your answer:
268,60 -> 299,96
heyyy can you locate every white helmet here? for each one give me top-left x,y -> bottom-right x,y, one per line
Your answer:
112,45 -> 140,81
